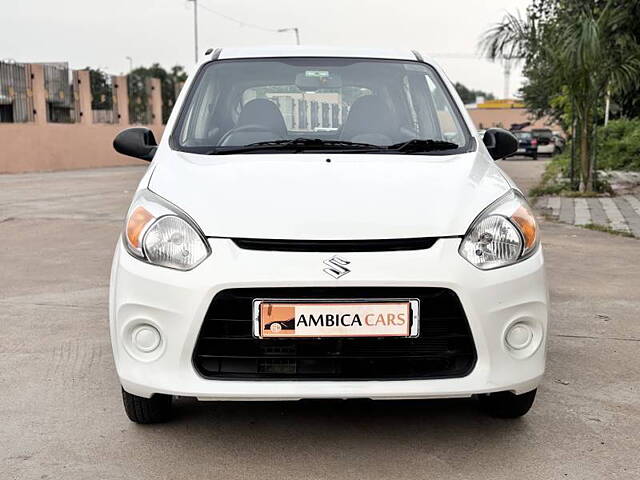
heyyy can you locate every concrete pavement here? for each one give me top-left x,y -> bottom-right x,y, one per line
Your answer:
1,161 -> 639,479
498,157 -> 640,237
536,195 -> 640,237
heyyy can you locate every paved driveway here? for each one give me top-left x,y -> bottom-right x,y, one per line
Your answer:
1,162 -> 639,479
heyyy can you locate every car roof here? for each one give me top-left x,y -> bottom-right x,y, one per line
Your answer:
213,45 -> 420,62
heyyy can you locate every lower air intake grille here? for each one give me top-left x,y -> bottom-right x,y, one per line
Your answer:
192,287 -> 476,380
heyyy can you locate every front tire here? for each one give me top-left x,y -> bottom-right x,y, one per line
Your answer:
479,388 -> 537,418
121,388 -> 173,424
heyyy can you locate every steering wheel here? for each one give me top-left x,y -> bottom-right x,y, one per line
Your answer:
218,124 -> 283,146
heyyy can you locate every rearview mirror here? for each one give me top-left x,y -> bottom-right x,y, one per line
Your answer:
482,128 -> 518,160
295,71 -> 342,91
113,128 -> 158,161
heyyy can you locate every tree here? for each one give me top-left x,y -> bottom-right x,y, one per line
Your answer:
128,64 -> 188,124
481,0 -> 640,191
87,68 -> 113,111
608,0 -> 640,119
454,82 -> 495,104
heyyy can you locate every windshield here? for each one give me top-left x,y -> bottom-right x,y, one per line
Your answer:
172,58 -> 471,154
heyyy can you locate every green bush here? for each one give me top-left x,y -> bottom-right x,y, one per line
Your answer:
529,118 -> 639,196
596,119 -> 640,171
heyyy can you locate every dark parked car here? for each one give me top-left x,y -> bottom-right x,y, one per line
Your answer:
510,131 -> 538,159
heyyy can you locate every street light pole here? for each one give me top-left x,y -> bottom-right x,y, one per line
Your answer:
278,27 -> 300,45
188,0 -> 199,62
503,58 -> 511,99
125,56 -> 133,73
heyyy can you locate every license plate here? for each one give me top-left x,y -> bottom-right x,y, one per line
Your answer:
517,148 -> 526,153
253,300 -> 418,338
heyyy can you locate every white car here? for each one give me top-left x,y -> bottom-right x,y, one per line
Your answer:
110,46 -> 548,423
532,129 -> 555,155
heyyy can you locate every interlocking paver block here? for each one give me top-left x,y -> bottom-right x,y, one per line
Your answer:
600,198 -> 630,232
558,198 -> 574,224
586,198 -> 608,226
574,198 -> 591,226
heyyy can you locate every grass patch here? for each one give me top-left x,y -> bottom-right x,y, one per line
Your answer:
529,154 -> 571,198
529,151 -> 613,197
581,223 -> 635,238
556,190 -> 606,198
529,182 -> 567,197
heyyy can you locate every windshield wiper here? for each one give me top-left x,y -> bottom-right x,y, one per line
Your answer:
252,138 -> 381,149
206,137 -> 460,155
387,139 -> 459,153
208,137 -> 382,155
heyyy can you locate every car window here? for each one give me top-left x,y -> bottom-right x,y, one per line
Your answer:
424,75 -> 465,145
532,129 -> 553,139
174,58 -> 471,152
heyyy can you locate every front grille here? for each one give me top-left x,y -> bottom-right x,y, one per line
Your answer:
231,237 -> 439,252
192,287 -> 476,380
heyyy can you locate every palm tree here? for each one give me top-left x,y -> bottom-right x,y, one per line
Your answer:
481,0 -> 640,192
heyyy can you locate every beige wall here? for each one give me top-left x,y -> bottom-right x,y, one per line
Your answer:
1,62 -> 166,174
467,108 -> 563,133
0,124 -> 164,174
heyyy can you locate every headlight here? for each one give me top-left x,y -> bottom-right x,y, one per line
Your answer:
459,190 -> 539,270
123,189 -> 210,270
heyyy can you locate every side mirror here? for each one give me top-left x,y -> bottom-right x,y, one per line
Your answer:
113,128 -> 158,161
482,128 -> 518,160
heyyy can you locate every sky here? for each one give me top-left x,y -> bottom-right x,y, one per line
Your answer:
1,0 -> 532,98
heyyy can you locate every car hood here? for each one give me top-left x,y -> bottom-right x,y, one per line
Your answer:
148,150 -> 510,239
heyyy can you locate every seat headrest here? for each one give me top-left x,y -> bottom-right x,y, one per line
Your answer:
341,95 -> 396,142
238,98 -> 287,136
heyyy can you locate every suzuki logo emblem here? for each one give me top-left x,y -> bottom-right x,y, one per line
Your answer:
323,255 -> 351,279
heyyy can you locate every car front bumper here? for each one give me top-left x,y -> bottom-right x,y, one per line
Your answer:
109,237 -> 548,400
